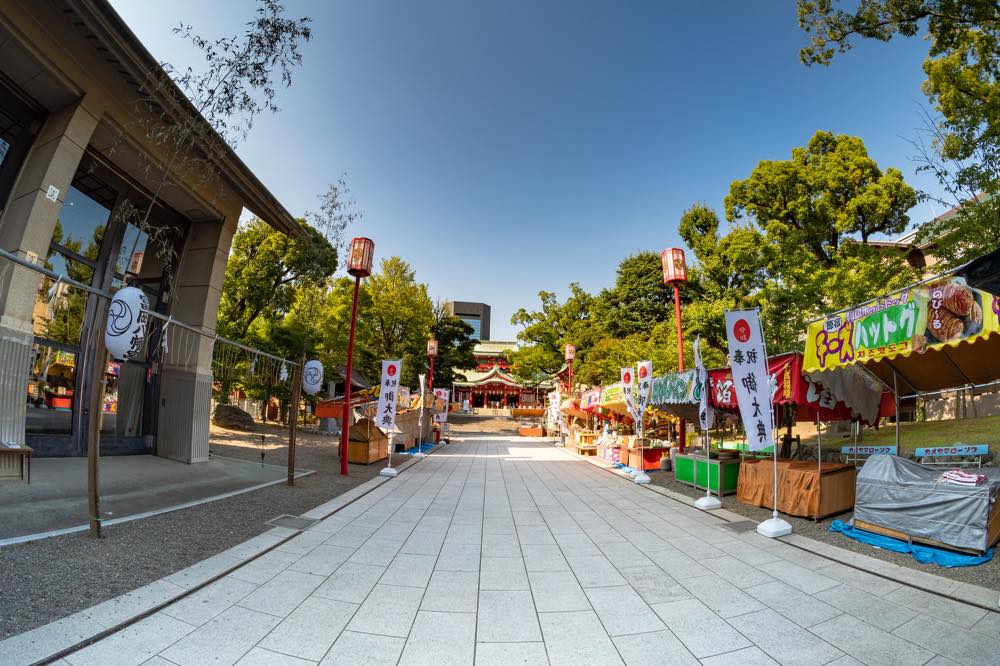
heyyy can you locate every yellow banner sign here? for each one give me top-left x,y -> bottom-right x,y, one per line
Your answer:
804,276 -> 1000,373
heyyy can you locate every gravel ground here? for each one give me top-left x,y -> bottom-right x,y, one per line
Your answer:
647,468 -> 1000,591
0,423 -> 383,640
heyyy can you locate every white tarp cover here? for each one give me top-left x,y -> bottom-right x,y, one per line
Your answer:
853,455 -> 1000,552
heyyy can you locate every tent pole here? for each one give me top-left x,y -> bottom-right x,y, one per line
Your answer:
893,370 -> 900,451
815,413 -> 822,521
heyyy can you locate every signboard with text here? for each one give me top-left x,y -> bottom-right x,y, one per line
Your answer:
375,360 -> 402,433
724,310 -> 774,452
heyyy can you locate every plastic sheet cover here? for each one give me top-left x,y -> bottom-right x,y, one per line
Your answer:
853,455 -> 1000,552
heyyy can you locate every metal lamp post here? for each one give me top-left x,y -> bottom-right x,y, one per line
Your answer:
662,248 -> 688,452
339,237 -> 375,476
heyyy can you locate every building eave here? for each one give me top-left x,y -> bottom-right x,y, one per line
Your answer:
67,0 -> 302,238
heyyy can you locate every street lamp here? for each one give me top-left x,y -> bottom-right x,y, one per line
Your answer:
662,247 -> 688,452
340,237 -> 374,476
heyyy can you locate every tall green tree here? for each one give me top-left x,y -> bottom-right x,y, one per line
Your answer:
508,283 -> 597,381
592,252 -> 674,338
360,257 -> 435,388
428,304 -> 478,390
798,0 -> 1000,266
685,131 -> 918,351
217,217 -> 338,341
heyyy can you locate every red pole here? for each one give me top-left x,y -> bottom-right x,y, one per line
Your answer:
339,275 -> 361,476
674,283 -> 686,451
428,355 -> 435,391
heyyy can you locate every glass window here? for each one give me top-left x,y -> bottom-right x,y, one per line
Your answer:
25,342 -> 76,434
101,360 -> 145,436
54,184 -> 113,258
32,268 -> 92,347
115,223 -> 149,277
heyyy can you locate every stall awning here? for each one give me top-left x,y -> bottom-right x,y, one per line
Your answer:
560,399 -> 588,420
709,352 -> 807,414
803,248 -> 1000,394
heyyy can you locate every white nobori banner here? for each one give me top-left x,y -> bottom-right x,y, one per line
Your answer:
723,310 -> 773,451
375,359 -> 402,433
433,388 -> 450,423
694,336 -> 714,431
634,360 -> 652,436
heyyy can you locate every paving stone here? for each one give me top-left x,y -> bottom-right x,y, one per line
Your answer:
237,570 -> 325,618
380,553 -> 437,588
743,580 -> 841,628
399,611 -> 476,665
229,549 -> 301,586
479,555 -> 529,591
713,541 -> 781,567
678,575 -> 765,619
348,537 -> 406,567
598,541 -> 654,568
401,529 -> 447,556
162,576 -> 259,627
553,532 -> 602,557
811,613 -> 934,665
670,536 -> 726,560
258,596 -> 358,661
421,571 -> 480,613
618,566 -> 691,605
727,609 -> 843,666
346,584 -> 424,638
649,598 -> 751,658
520,544 -> 569,572
312,562 -> 386,604
0,611 -> 105,666
288,544 -> 355,577
893,613 -> 1000,666
884,586 -> 987,629
813,561 -> 902,597
611,629 -> 698,665
446,522 -> 483,545
64,613 -> 194,666
160,606 -> 281,666
82,579 -> 185,628
566,554 -> 627,588
698,646 -> 779,665
700,555 -> 776,589
235,646 -> 316,665
164,553 -> 245,590
436,542 -> 481,571
971,611 -> 1000,639
481,532 -> 521,557
756,559 -> 839,595
274,530 -> 330,556
516,524 -> 557,545
320,630 -> 405,665
324,524 -> 378,548
524,570 -> 588,613
473,642 -> 548,665
477,590 -> 541,642
584,585 -> 665,636
538,610 -> 623,665
644,549 -> 710,580
814,583 -> 918,632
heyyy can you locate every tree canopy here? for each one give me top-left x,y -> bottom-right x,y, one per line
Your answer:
798,0 -> 1000,267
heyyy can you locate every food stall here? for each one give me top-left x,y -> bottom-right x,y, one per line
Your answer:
708,352 -> 866,518
804,248 -> 1000,550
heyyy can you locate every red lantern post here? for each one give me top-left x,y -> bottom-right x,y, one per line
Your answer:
564,343 -> 576,396
427,338 -> 438,391
340,237 -> 374,476
661,248 -> 688,452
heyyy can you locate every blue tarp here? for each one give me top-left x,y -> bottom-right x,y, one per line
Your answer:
830,520 -> 994,568
401,442 -> 435,455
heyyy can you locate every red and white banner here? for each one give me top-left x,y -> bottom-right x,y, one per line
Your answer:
375,360 -> 402,432
433,388 -> 450,423
724,310 -> 774,451
620,367 -> 635,417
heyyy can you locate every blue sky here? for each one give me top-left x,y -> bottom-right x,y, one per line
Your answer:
111,1 -> 941,340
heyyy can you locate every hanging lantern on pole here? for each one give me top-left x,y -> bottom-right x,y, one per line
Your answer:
347,237 -> 375,277
662,247 -> 688,451
105,286 -> 150,361
302,360 -> 324,395
341,237 -> 376,476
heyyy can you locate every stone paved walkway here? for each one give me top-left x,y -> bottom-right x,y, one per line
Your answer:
42,438 -> 1000,664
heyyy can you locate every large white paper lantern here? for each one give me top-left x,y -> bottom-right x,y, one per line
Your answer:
302,360 -> 324,395
105,287 -> 150,361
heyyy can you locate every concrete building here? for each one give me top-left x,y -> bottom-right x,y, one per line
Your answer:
444,300 -> 490,341
0,0 -> 298,462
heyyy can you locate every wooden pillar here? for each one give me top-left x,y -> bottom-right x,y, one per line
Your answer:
287,357 -> 303,486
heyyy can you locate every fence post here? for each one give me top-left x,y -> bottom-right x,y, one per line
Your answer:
287,357 -> 303,486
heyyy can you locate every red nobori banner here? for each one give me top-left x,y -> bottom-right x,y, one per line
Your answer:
708,352 -> 805,413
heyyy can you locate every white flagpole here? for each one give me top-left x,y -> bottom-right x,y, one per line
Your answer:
694,338 -> 720,511
756,314 -> 792,538
414,373 -> 427,460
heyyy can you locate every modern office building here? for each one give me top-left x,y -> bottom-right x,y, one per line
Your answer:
0,0 -> 298,466
444,300 -> 490,340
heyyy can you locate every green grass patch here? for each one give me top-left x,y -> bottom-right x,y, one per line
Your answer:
803,415 -> 1000,455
